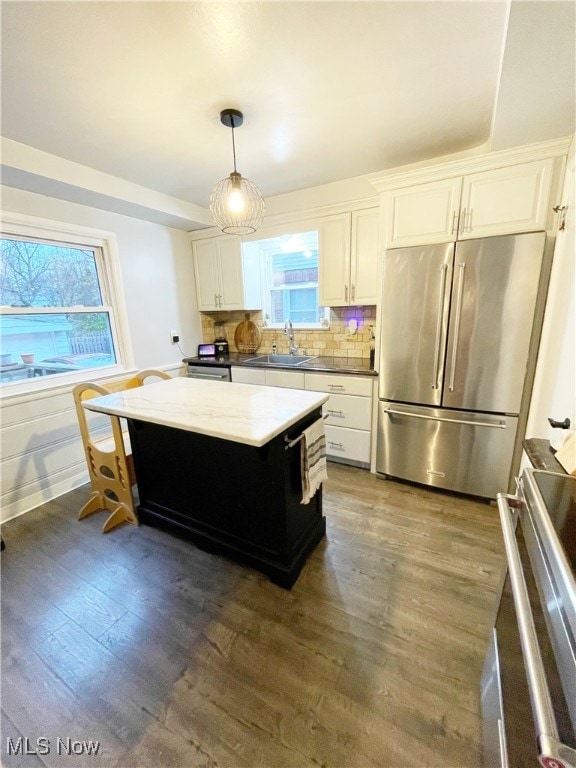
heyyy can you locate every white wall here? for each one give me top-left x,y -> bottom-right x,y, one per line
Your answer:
0,186 -> 202,522
526,136 -> 576,444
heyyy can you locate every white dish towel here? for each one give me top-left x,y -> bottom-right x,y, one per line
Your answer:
300,418 -> 328,504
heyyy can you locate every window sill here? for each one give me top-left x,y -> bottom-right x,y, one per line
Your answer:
0,364 -> 134,402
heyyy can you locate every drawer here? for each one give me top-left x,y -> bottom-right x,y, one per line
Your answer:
325,425 -> 371,465
231,367 -> 266,385
265,370 -> 305,389
322,393 -> 372,431
305,372 -> 373,397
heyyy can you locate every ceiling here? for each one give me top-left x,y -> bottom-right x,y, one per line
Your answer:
1,1 -> 575,230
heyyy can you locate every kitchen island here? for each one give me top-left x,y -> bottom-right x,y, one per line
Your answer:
83,377 -> 329,587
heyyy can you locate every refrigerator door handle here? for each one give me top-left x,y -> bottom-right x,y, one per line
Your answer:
448,262 -> 466,391
432,263 -> 449,389
382,407 -> 507,429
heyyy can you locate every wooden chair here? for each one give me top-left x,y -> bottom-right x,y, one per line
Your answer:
73,369 -> 170,533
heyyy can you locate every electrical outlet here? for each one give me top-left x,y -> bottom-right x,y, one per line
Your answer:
170,330 -> 179,344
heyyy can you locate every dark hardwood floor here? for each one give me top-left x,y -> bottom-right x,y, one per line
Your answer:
1,465 -> 504,767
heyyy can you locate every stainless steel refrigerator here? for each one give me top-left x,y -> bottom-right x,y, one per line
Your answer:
376,232 -> 546,498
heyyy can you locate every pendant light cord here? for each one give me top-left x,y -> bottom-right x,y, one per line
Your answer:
230,117 -> 238,174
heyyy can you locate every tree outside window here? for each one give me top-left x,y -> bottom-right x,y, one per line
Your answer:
0,234 -> 119,383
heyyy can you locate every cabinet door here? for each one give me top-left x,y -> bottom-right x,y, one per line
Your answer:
459,159 -> 554,239
319,213 -> 351,306
322,393 -> 372,430
325,425 -> 371,465
217,236 -> 245,310
350,209 -> 379,305
231,367 -> 266,385
265,370 -> 305,389
383,178 -> 462,248
305,372 -> 373,398
193,239 -> 219,310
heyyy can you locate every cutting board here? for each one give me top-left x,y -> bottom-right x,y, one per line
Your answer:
234,313 -> 262,354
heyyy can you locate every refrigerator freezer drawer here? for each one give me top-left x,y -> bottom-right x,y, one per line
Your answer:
376,402 -> 518,498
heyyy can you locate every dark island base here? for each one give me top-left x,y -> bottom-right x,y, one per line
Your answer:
138,505 -> 326,589
129,408 -> 326,589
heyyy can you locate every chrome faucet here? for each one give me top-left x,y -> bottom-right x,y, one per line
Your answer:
284,319 -> 298,355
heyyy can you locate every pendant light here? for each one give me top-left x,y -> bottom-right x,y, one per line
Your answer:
209,108 -> 265,235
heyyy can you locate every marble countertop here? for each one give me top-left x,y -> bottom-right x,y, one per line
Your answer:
83,377 -> 328,447
184,354 -> 377,376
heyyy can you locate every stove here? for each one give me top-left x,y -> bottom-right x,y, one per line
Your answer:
481,469 -> 576,768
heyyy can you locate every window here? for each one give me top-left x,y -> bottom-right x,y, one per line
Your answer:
243,229 -> 329,328
0,214 -> 129,390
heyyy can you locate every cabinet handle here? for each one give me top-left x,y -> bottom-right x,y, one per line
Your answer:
459,208 -> 467,234
328,384 -> 346,391
344,285 -> 348,302
451,210 -> 458,235
467,208 -> 473,232
328,441 -> 344,449
326,409 -> 345,418
351,284 -> 355,302
218,294 -> 222,308
214,293 -> 218,307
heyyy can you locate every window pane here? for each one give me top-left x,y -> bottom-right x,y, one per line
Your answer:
0,238 -> 102,307
243,229 -> 328,326
271,287 -> 319,324
0,312 -> 116,383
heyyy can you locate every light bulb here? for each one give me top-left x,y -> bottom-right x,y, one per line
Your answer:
227,187 -> 245,213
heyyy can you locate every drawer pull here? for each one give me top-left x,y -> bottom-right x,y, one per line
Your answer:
326,409 -> 345,418
328,441 -> 344,449
328,384 -> 346,391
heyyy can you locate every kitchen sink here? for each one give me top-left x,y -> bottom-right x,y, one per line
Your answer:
243,354 -> 317,367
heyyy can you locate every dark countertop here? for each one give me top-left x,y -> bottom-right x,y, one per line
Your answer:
523,438 -> 566,473
183,353 -> 378,377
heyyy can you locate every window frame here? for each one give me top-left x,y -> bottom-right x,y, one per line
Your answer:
242,218 -> 330,330
0,211 -> 134,397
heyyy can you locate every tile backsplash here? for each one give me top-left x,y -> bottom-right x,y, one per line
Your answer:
200,307 -> 377,359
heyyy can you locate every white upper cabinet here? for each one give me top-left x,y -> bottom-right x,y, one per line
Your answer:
350,209 -> 380,304
193,235 -> 261,311
319,208 -> 379,306
319,213 -> 350,306
383,178 -> 462,248
458,159 -> 553,239
383,158 -> 555,248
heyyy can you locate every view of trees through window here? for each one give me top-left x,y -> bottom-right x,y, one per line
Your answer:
1,238 -> 101,306
0,236 -> 116,383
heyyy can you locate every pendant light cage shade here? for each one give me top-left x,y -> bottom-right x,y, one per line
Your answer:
209,173 -> 265,235
209,108 -> 265,235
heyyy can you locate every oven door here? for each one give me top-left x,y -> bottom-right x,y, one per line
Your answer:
481,493 -> 576,768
